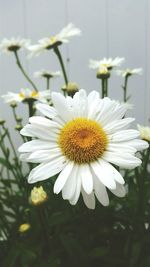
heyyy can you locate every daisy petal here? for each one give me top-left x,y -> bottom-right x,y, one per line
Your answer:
82,189 -> 95,209
54,161 -> 74,194
28,156 -> 67,183
80,164 -> 93,194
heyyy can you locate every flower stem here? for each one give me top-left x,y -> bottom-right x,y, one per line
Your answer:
54,46 -> 68,86
14,51 -> 38,91
123,75 -> 129,102
46,77 -> 50,90
101,78 -> 108,98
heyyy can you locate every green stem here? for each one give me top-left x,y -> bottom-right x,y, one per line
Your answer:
28,101 -> 34,117
123,75 -> 129,102
101,78 -> 108,98
46,77 -> 50,90
14,51 -> 38,91
54,46 -> 68,86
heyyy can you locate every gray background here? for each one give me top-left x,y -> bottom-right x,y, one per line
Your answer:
0,0 -> 149,148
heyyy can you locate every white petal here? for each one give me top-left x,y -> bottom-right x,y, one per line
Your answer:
107,143 -> 136,154
104,118 -> 135,134
27,148 -> 61,163
93,175 -> 109,206
103,151 -> 141,169
91,160 -> 116,189
18,140 -> 58,153
123,139 -> 149,151
72,89 -> 88,117
52,92 -> 73,122
69,174 -> 81,205
54,161 -> 74,194
36,103 -> 57,118
110,183 -> 126,197
20,127 -> 34,137
28,156 -> 67,183
110,130 -> 140,142
62,164 -> 78,200
82,189 -> 95,209
22,124 -> 57,141
29,116 -> 60,128
80,164 -> 93,194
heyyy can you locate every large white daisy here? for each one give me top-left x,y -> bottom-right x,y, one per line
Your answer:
2,88 -> 50,104
19,90 -> 148,209
28,23 -> 81,57
0,37 -> 30,53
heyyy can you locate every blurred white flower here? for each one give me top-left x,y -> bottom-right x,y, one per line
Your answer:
0,37 -> 30,53
116,68 -> 143,77
137,124 -> 150,142
28,23 -> 81,57
89,57 -> 125,70
2,88 -> 50,104
19,89 -> 148,209
34,70 -> 61,79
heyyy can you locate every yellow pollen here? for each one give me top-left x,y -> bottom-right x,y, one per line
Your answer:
58,118 -> 108,164
31,91 -> 39,98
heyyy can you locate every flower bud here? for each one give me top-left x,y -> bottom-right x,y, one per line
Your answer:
62,82 -> 79,97
18,223 -> 31,233
30,186 -> 48,206
96,66 -> 110,79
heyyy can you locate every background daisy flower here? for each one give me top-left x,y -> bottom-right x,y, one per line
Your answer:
0,37 -> 30,53
19,89 -> 148,209
89,57 -> 125,70
28,23 -> 81,57
34,70 -> 61,79
116,68 -> 143,77
2,88 -> 50,104
137,124 -> 150,142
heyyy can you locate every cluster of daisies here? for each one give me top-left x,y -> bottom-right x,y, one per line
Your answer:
0,23 -> 149,209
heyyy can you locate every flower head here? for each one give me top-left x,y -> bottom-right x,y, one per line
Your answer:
137,124 -> 150,142
2,88 -> 50,104
96,66 -> 110,79
116,68 -> 143,77
89,57 -> 125,70
28,23 -> 81,57
0,37 -> 30,53
30,186 -> 48,205
34,70 -> 61,79
18,223 -> 31,233
19,90 -> 148,209
61,82 -> 79,97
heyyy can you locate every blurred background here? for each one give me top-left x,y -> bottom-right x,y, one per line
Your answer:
0,0 -> 149,141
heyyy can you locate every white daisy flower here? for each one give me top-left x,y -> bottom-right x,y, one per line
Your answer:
116,68 -> 143,77
0,37 -> 30,53
137,124 -> 150,142
19,89 -> 148,209
28,23 -> 81,57
34,70 -> 61,79
89,57 -> 125,70
2,88 -> 50,104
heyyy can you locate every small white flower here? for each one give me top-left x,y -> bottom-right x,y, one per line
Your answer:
0,37 -> 30,53
19,89 -> 149,209
34,70 -> 61,79
89,57 -> 125,70
137,124 -> 150,142
28,23 -> 81,57
2,88 -> 50,104
116,68 -> 143,77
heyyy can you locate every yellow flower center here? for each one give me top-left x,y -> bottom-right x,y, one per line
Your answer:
58,118 -> 108,164
19,91 -> 39,99
31,91 -> 39,98
50,36 -> 57,45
